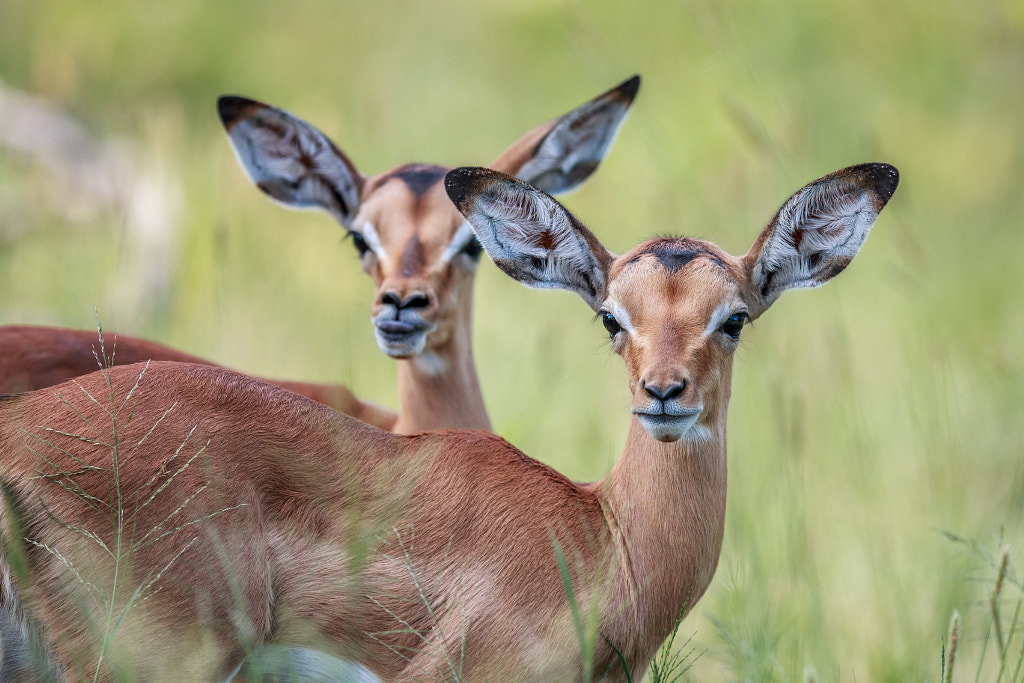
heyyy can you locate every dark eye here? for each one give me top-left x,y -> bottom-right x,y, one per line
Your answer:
350,232 -> 370,257
601,312 -> 622,338
721,312 -> 747,340
459,235 -> 483,261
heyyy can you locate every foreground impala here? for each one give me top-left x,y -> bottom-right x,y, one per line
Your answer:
0,75 -> 639,433
0,162 -> 897,680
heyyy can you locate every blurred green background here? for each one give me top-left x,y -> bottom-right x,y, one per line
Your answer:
1,0 -> 1022,679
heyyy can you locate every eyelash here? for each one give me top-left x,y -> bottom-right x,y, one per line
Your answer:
350,232 -> 370,257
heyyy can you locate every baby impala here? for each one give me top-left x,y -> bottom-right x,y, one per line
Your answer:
0,162 -> 896,681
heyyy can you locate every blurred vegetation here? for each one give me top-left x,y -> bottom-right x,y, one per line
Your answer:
1,0 -> 1022,679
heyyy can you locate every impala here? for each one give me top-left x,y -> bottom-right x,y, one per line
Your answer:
0,162 -> 897,681
0,75 -> 639,433
0,325 -> 397,430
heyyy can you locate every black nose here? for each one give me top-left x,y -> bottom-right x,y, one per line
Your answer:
380,292 -> 430,310
644,381 -> 685,402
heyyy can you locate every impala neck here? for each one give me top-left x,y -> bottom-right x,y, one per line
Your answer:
392,293 -> 489,434
599,382 -> 731,661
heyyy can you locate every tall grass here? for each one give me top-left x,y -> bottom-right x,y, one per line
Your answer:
940,535 -> 1024,683
10,329 -> 244,680
1,0 -> 1021,679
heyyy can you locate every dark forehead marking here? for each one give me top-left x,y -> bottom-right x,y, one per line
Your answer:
378,163 -> 448,197
399,233 -> 425,277
628,238 -> 728,272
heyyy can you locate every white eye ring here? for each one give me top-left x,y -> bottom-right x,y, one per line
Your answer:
441,221 -> 479,263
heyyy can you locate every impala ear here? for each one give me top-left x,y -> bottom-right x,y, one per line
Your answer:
218,95 -> 365,228
488,75 -> 640,196
444,167 -> 614,311
743,162 -> 899,318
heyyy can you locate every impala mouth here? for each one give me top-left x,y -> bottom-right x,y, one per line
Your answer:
373,319 -> 432,358
633,408 -> 702,442
376,320 -> 416,336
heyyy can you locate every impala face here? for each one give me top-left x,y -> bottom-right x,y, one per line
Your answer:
603,239 -> 747,442
445,161 -> 899,443
353,167 -> 482,359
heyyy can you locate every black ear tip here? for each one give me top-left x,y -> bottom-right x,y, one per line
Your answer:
618,74 -> 641,102
217,95 -> 259,128
866,163 -> 899,204
444,167 -> 490,210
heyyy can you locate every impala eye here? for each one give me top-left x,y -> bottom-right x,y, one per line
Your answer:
350,232 -> 370,257
721,312 -> 748,340
459,235 -> 483,261
601,312 -> 622,338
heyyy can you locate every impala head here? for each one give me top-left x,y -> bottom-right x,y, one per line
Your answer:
446,162 -> 898,442
217,76 -> 639,362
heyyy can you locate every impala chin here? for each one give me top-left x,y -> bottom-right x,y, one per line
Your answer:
635,409 -> 702,442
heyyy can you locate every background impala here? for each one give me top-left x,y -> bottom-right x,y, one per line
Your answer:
0,76 -> 638,433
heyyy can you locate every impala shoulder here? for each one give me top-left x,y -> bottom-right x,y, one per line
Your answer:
432,430 -> 600,506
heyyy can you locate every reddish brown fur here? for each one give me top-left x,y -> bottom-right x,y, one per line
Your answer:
0,325 -> 398,430
0,363 -> 621,680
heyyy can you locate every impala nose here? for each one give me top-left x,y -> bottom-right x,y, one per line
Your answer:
380,292 -> 430,310
643,381 -> 686,402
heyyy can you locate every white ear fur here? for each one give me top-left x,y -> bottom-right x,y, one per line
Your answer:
747,163 -> 898,315
218,96 -> 363,227
491,75 -> 640,197
445,168 -> 612,310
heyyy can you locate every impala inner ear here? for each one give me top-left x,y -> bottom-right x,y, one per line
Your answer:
744,162 -> 898,316
218,95 -> 364,227
444,167 -> 613,311
488,75 -> 640,196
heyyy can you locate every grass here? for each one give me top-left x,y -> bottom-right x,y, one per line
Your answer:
9,330 -> 244,680
367,526 -> 469,680
1,0 -> 1022,679
940,535 -> 1024,683
553,534 -> 602,682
